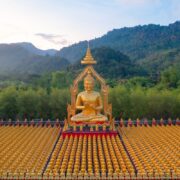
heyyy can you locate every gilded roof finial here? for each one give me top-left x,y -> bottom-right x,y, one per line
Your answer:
81,41 -> 97,65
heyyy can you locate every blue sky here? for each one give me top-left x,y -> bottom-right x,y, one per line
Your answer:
0,0 -> 179,50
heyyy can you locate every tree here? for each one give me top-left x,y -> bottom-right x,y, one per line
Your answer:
49,88 -> 70,120
0,86 -> 18,119
161,64 -> 180,88
51,71 -> 72,89
17,88 -> 40,119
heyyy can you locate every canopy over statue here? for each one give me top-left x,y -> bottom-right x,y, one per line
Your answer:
65,45 -> 114,132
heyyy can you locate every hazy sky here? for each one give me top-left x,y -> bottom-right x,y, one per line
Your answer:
0,0 -> 180,50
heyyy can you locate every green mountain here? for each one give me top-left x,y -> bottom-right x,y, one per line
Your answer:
17,42 -> 58,56
138,48 -> 180,74
0,43 -> 69,76
67,47 -> 147,79
58,21 -> 180,64
0,21 -> 180,81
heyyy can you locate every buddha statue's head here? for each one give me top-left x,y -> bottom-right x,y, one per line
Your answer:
84,73 -> 94,93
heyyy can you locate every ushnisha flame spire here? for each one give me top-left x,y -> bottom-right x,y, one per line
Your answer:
81,42 -> 96,65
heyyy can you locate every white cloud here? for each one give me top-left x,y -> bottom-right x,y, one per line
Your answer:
35,33 -> 68,46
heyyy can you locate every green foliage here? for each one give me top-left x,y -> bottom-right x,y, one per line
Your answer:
109,86 -> 131,118
51,71 -> 73,89
0,86 -> 70,120
109,85 -> 180,119
129,87 -> 148,119
0,87 -> 18,119
145,88 -> 179,119
139,48 -> 180,76
0,82 -> 179,120
50,88 -> 70,119
1,58 -> 180,121
160,63 -> 180,88
29,71 -> 73,94
17,88 -> 40,119
125,76 -> 154,88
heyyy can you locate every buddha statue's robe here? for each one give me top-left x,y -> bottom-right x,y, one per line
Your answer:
71,91 -> 108,122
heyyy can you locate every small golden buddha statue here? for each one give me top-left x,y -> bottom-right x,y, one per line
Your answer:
71,73 -> 108,122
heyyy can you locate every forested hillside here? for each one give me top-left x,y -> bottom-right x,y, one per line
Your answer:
58,21 -> 180,63
0,21 -> 180,80
0,43 -> 69,76
67,47 -> 147,80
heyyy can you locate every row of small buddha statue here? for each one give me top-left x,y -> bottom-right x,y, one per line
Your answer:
0,118 -> 61,127
45,134 -> 135,178
119,117 -> 179,127
122,124 -> 179,177
1,117 -> 179,127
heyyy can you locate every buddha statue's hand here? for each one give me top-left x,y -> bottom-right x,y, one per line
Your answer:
84,102 -> 95,108
89,104 -> 96,110
84,102 -> 90,108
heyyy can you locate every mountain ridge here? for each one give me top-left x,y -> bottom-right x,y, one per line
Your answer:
0,43 -> 69,76
57,21 -> 180,63
12,42 -> 58,56
0,21 -> 180,79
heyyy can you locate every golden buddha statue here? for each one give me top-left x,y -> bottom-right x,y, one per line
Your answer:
71,73 -> 108,122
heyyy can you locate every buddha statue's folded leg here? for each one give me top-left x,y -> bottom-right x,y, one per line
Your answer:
71,113 -> 95,121
89,114 -> 108,122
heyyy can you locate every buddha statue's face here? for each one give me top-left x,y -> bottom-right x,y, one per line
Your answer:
84,79 -> 94,92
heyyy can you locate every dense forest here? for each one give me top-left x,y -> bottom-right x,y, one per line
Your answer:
0,62 -> 180,120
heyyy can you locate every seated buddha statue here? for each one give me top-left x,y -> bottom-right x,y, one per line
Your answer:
71,73 -> 108,122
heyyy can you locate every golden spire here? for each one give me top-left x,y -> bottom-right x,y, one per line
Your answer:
81,42 -> 97,65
